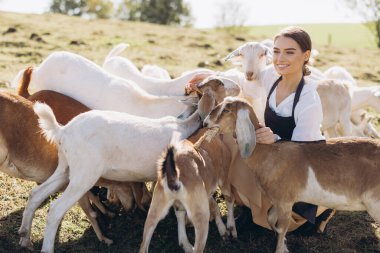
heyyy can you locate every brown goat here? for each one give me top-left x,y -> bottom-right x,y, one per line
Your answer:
204,97 -> 380,253
139,128 -> 235,253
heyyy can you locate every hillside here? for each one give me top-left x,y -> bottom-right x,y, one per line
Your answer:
1,12 -> 380,86
0,11 -> 379,253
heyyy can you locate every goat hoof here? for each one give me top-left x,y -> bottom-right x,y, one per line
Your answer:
180,242 -> 193,253
19,237 -> 33,250
103,237 -> 113,246
227,226 -> 238,239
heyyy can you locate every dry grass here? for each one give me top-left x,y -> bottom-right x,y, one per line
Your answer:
0,11 -> 379,253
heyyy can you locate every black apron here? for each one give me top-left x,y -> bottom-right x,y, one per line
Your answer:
264,76 -> 318,224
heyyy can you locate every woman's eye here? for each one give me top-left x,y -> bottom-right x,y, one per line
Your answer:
223,109 -> 230,113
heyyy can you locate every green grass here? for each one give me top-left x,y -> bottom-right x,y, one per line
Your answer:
0,11 -> 379,253
247,23 -> 376,49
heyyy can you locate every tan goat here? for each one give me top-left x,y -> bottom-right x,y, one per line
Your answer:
139,128 -> 235,253
204,97 -> 380,253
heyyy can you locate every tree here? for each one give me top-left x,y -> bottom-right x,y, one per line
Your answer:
117,0 -> 192,26
215,0 -> 250,28
342,0 -> 380,48
50,0 -> 86,16
49,0 -> 113,19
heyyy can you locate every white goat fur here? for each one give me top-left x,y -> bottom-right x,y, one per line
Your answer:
13,51 -> 191,119
141,64 -> 171,80
103,43 -> 214,96
23,102 -> 201,252
323,66 -> 358,86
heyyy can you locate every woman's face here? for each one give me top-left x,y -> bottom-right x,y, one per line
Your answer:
273,36 -> 310,76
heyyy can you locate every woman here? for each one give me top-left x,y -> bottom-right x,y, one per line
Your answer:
255,26 -> 334,234
188,26 -> 334,234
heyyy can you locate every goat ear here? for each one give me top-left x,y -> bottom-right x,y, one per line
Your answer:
179,96 -> 199,106
224,48 -> 241,62
218,77 -> 241,97
374,90 -> 380,98
198,92 -> 215,121
235,105 -> 256,158
264,46 -> 273,65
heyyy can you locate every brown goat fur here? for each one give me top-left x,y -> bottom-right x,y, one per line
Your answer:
205,97 -> 380,253
140,128 -> 235,253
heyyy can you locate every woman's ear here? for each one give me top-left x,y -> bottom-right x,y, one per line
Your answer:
304,50 -> 311,63
235,104 -> 256,158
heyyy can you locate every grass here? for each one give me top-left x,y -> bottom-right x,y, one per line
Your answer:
0,11 -> 379,253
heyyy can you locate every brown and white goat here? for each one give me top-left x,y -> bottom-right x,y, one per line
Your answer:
139,128 -> 235,253
204,97 -> 380,253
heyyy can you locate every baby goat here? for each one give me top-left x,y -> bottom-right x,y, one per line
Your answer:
139,128 -> 235,253
204,97 -> 380,253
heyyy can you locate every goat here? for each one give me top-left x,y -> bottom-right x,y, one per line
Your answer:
141,64 -> 171,80
351,109 -> 380,138
139,128 -> 236,253
0,92 -> 115,249
103,43 -> 214,96
17,67 -> 152,211
12,51 -> 195,119
323,65 -> 357,86
204,96 -> 380,253
351,85 -> 380,113
22,98 -> 202,252
316,79 -> 352,137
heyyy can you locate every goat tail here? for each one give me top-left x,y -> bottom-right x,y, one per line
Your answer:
17,67 -> 33,98
104,43 -> 129,64
159,145 -> 181,192
33,102 -> 62,144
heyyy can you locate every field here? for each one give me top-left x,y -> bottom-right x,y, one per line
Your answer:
0,11 -> 380,253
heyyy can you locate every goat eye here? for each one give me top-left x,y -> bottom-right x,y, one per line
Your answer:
223,109 -> 230,113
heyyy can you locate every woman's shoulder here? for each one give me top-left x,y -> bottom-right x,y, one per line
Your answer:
300,78 -> 322,104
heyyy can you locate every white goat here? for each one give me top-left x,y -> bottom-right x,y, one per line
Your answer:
141,64 -> 171,80
204,97 -> 380,253
22,102 -> 202,252
0,92 -> 115,249
316,79 -> 352,137
103,43 -> 214,96
12,51 -> 194,119
323,66 -> 358,86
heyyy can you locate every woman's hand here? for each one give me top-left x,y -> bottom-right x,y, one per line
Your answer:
256,123 -> 277,144
185,72 -> 214,94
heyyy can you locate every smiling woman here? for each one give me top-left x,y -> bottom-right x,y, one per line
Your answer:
252,26 -> 335,234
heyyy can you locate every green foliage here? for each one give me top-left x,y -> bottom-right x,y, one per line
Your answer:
343,0 -> 380,48
117,0 -> 192,25
50,0 -> 87,16
49,0 -> 113,19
